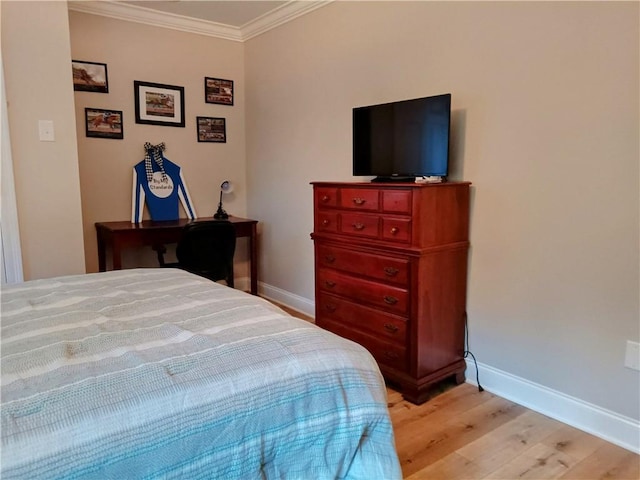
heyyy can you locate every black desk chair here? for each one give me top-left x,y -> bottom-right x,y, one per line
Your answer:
158,220 -> 236,287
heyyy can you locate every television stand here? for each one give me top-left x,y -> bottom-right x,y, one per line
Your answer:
371,176 -> 415,183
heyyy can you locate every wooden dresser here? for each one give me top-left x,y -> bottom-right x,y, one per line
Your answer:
311,181 -> 471,404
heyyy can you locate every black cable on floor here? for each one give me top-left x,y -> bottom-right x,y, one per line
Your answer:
463,311 -> 484,392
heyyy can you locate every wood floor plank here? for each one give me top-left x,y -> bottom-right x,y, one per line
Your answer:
388,382 -> 491,431
396,394 -> 528,477
455,410 -> 564,477
405,451 -> 480,480
485,442 -> 576,479
559,441 -> 640,480
386,382 -> 638,480
540,423 -> 606,463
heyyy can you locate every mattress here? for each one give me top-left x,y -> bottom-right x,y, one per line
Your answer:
1,268 -> 401,479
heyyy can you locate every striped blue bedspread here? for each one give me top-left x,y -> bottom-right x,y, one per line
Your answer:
1,269 -> 401,479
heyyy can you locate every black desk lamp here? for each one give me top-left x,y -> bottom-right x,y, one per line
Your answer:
214,180 -> 233,219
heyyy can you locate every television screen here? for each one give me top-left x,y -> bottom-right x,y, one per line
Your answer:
353,93 -> 451,181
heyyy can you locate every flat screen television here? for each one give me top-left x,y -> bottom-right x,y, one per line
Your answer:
352,93 -> 451,182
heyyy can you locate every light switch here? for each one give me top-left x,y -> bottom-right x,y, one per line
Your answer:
625,340 -> 640,371
38,120 -> 55,142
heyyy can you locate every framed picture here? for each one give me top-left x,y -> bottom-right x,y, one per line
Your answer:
72,60 -> 109,93
85,108 -> 123,139
134,81 -> 185,127
204,77 -> 234,106
197,116 -> 226,143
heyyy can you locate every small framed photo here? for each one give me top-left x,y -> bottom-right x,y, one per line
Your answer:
72,60 -> 109,93
205,77 -> 234,106
134,81 -> 185,127
85,108 -> 123,139
197,116 -> 226,143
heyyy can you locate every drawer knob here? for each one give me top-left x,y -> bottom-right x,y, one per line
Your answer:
321,195 -> 330,203
324,255 -> 335,263
390,227 -> 399,235
352,223 -> 365,231
384,351 -> 399,360
383,323 -> 399,333
352,198 -> 366,206
322,219 -> 330,226
325,304 -> 337,313
383,295 -> 398,305
324,280 -> 336,288
384,267 -> 399,277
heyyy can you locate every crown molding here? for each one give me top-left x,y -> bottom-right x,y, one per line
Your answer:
68,1 -> 332,42
68,1 -> 242,41
241,1 -> 332,41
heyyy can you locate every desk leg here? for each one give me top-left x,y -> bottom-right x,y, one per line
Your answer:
249,223 -> 258,295
113,241 -> 123,270
97,234 -> 107,272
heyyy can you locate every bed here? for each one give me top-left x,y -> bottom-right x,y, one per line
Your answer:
1,268 -> 401,479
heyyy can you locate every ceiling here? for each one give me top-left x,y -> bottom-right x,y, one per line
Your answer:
69,0 -> 331,41
121,1 -> 288,28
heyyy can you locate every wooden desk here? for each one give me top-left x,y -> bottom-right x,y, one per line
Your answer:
95,217 -> 258,295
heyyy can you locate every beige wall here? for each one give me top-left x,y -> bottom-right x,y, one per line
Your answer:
2,0 -> 85,280
245,1 -> 639,420
68,11 -> 247,274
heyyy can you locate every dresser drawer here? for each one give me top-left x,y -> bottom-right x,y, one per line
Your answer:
317,268 -> 409,315
317,292 -> 407,344
382,189 -> 412,214
340,213 -> 379,239
315,187 -> 338,208
315,211 -> 338,233
339,188 -> 379,211
316,244 -> 409,285
381,217 -> 412,243
318,317 -> 407,371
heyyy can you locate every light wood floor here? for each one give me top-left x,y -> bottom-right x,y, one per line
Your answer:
275,303 -> 640,479
387,382 -> 639,479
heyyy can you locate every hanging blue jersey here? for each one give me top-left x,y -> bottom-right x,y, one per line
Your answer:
131,153 -> 197,223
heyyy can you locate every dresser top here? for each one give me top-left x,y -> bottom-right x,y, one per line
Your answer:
311,181 -> 471,187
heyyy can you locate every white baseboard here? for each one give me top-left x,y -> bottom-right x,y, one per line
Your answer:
256,281 -> 316,319
235,277 -> 314,317
258,283 -> 316,317
465,360 -> 640,454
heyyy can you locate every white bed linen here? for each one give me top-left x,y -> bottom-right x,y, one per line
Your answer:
1,268 -> 401,479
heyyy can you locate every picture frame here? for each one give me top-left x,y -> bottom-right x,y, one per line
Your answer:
204,77 -> 234,106
134,81 -> 185,127
197,116 -> 226,143
85,108 -> 123,139
72,60 -> 109,93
